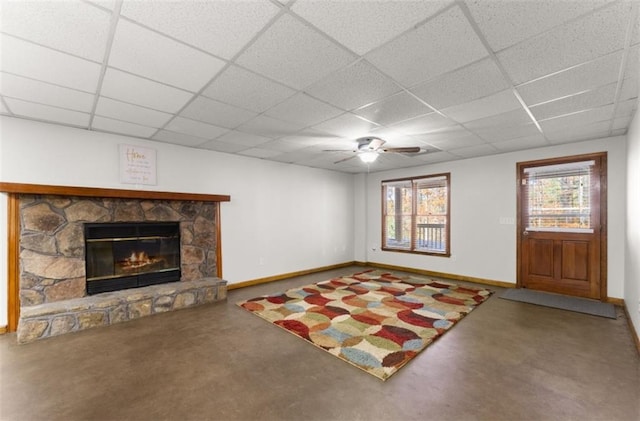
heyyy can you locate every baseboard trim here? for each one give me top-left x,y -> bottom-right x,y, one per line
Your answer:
366,261 -> 515,289
0,326 -> 7,335
607,297 -> 625,306
229,261 -> 515,291
227,262 -> 357,290
622,304 -> 640,356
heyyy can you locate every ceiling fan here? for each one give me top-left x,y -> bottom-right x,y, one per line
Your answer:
325,136 -> 424,164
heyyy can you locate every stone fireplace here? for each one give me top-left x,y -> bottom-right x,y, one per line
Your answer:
0,183 -> 230,343
19,195 -> 219,305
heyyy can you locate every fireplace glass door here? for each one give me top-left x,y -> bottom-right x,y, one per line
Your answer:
85,222 -> 181,295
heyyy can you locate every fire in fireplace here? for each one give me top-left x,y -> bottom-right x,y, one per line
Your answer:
84,222 -> 181,295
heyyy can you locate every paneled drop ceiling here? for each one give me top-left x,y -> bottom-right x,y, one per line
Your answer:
1,0 -> 638,173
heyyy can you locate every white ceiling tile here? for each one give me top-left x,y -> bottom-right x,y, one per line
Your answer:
626,45 -> 639,79
311,113 -> 380,138
0,72 -> 94,112
165,116 -> 228,140
95,97 -> 173,128
442,90 -> 522,123
92,115 -> 157,138
368,126 -> 417,141
389,112 -> 458,135
238,148 -> 283,159
497,2 -> 632,84
0,100 -> 9,114
545,120 -> 611,143
517,52 -> 622,105
152,130 -> 210,147
236,115 -> 306,138
4,97 -> 89,127
449,143 -> 498,158
631,11 -> 640,46
86,1 -> 116,11
1,0 -> 111,62
100,68 -> 193,113
292,0 -> 451,55
491,134 -> 548,152
278,132 -> 345,148
366,5 -> 489,87
305,60 -> 401,111
120,0 -> 279,60
540,104 -> 614,133
0,34 -> 101,92
109,20 -> 225,92
304,138 -> 357,152
215,130 -> 272,147
202,65 -> 296,113
258,139 -> 310,153
269,149 -> 321,164
410,58 -> 510,110
264,93 -> 344,126
354,92 -> 433,126
611,128 -> 627,136
466,0 -> 614,52
620,77 -> 639,102
615,99 -> 638,118
181,96 -> 257,129
375,153 -> 420,166
412,150 -> 459,163
236,14 -> 356,90
418,131 -> 485,150
612,116 -> 632,130
473,123 -> 541,143
530,83 -> 617,121
411,126 -> 473,142
198,139 -> 250,153
464,108 -> 532,130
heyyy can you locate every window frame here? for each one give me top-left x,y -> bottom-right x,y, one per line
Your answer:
381,172 -> 451,257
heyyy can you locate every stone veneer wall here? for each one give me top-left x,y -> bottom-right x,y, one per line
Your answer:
19,195 -> 219,306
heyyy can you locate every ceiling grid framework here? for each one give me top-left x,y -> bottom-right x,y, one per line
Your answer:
0,0 -> 638,173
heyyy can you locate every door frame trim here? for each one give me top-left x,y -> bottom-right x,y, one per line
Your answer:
516,152 -> 608,301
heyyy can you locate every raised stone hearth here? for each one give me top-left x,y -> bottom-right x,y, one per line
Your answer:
18,277 -> 226,343
14,192 -> 228,343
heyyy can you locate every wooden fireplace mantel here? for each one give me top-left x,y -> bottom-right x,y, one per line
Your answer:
1,182 -> 230,333
0,182 -> 230,202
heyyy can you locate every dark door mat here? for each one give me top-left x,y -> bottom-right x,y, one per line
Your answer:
500,288 -> 616,319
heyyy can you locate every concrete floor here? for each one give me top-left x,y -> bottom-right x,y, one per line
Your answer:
1,265 -> 639,421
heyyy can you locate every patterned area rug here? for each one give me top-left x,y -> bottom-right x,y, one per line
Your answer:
237,270 -> 492,381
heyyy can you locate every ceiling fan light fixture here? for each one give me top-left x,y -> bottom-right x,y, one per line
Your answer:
359,151 -> 378,163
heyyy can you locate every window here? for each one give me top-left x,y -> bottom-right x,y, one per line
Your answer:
523,160 -> 594,233
382,173 -> 450,255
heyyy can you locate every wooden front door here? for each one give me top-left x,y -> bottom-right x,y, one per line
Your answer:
517,153 -> 607,300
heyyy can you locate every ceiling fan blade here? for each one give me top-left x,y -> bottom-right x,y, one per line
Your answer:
382,147 -> 422,153
323,149 -> 354,152
367,137 -> 386,150
334,155 -> 358,164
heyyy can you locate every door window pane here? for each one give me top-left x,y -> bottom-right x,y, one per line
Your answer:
524,160 -> 593,230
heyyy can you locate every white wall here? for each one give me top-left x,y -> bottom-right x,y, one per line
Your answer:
0,116 -> 356,326
625,104 -> 640,338
353,173 -> 367,263
361,136 -> 628,299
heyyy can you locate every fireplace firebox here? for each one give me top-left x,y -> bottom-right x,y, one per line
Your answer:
85,222 -> 181,295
